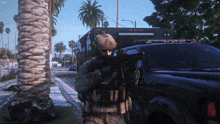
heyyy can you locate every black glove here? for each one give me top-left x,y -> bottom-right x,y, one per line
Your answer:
100,66 -> 112,78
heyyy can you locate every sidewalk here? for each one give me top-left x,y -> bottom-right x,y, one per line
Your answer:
0,75 -> 83,123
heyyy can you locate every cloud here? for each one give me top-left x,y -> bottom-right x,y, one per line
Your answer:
1,2 -> 6,4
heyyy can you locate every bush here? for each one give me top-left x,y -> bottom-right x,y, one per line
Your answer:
1,70 -> 17,82
1,75 -> 8,82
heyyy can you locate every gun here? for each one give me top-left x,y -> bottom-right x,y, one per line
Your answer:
91,49 -> 145,86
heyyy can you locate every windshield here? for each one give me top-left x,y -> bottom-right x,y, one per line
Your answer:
142,44 -> 220,71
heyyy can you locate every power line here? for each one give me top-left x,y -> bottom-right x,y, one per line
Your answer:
103,13 -> 126,28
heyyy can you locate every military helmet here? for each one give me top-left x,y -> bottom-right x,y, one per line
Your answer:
94,31 -> 117,50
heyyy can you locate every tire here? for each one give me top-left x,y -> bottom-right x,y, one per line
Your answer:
147,113 -> 177,124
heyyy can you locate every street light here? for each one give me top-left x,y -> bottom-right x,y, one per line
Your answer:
122,19 -> 136,28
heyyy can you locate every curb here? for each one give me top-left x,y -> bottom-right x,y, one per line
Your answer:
52,74 -> 84,113
0,79 -> 17,88
0,92 -> 16,109
0,79 -> 17,110
0,75 -> 84,114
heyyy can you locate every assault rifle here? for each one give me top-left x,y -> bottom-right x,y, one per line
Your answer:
91,49 -> 146,86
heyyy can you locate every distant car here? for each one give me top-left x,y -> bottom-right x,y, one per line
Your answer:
69,65 -> 77,71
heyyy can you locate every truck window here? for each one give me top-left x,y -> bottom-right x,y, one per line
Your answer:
142,44 -> 220,71
126,49 -> 139,55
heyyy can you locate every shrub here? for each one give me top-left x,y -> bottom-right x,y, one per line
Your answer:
1,70 -> 17,82
1,75 -> 8,82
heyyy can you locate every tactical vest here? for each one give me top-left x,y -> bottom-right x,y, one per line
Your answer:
84,85 -> 132,115
83,58 -> 132,115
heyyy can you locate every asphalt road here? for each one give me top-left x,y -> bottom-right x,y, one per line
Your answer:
52,67 -> 77,90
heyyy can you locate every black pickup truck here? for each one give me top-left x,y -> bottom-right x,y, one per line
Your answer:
116,43 -> 220,124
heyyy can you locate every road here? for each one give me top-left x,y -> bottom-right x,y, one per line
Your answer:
52,67 -> 77,90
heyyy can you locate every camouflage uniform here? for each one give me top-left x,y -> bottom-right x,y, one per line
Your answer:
75,32 -> 139,124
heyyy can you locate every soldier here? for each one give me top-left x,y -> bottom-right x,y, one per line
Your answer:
75,31 -> 140,124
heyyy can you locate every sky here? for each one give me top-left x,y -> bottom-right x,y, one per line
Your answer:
0,0 -> 155,55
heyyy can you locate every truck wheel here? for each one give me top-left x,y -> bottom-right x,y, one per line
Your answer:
147,113 -> 176,124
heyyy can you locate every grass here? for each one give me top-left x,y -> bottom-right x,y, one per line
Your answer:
0,106 -> 80,124
0,105 -> 8,124
46,106 -> 80,124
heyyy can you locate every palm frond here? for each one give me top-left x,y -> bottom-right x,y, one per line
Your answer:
78,0 -> 104,28
5,28 -> 10,34
92,0 -> 99,7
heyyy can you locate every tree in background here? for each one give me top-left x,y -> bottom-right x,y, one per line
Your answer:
0,21 -> 4,48
5,28 -> 10,55
13,15 -> 19,59
51,0 -> 67,37
51,0 -> 66,17
51,16 -> 57,37
7,0 -> 59,123
49,0 -> 67,84
78,0 -> 104,29
13,15 -> 18,50
143,0 -> 220,48
0,48 -> 13,59
54,41 -> 66,59
68,40 -> 77,65
62,54 -> 71,61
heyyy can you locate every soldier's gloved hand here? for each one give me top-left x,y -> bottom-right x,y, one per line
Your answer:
99,66 -> 112,78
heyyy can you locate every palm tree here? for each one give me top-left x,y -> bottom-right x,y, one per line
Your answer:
51,0 -> 66,36
5,28 -> 10,55
51,0 -> 66,17
0,21 -> 4,48
55,41 -> 66,59
78,0 -> 104,29
13,14 -> 18,58
7,0 -> 59,123
49,0 -> 66,83
51,16 -> 57,37
68,40 -> 76,65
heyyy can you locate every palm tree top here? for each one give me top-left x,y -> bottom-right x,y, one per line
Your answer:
55,41 -> 66,52
68,40 -> 77,48
52,0 -> 67,17
13,14 -> 18,23
5,28 -> 10,34
0,22 -> 4,28
78,0 -> 104,28
0,21 -> 4,34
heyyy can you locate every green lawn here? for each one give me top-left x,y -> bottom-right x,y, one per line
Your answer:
46,106 -> 80,124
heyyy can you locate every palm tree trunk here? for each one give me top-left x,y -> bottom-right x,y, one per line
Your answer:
1,34 -> 3,48
49,0 -> 52,83
60,51 -> 62,60
7,0 -> 56,123
75,54 -> 77,66
72,47 -> 73,65
8,34 -> 9,54
15,24 -> 17,59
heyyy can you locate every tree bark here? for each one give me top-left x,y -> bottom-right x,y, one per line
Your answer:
7,0 -> 57,123
60,51 -> 62,59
